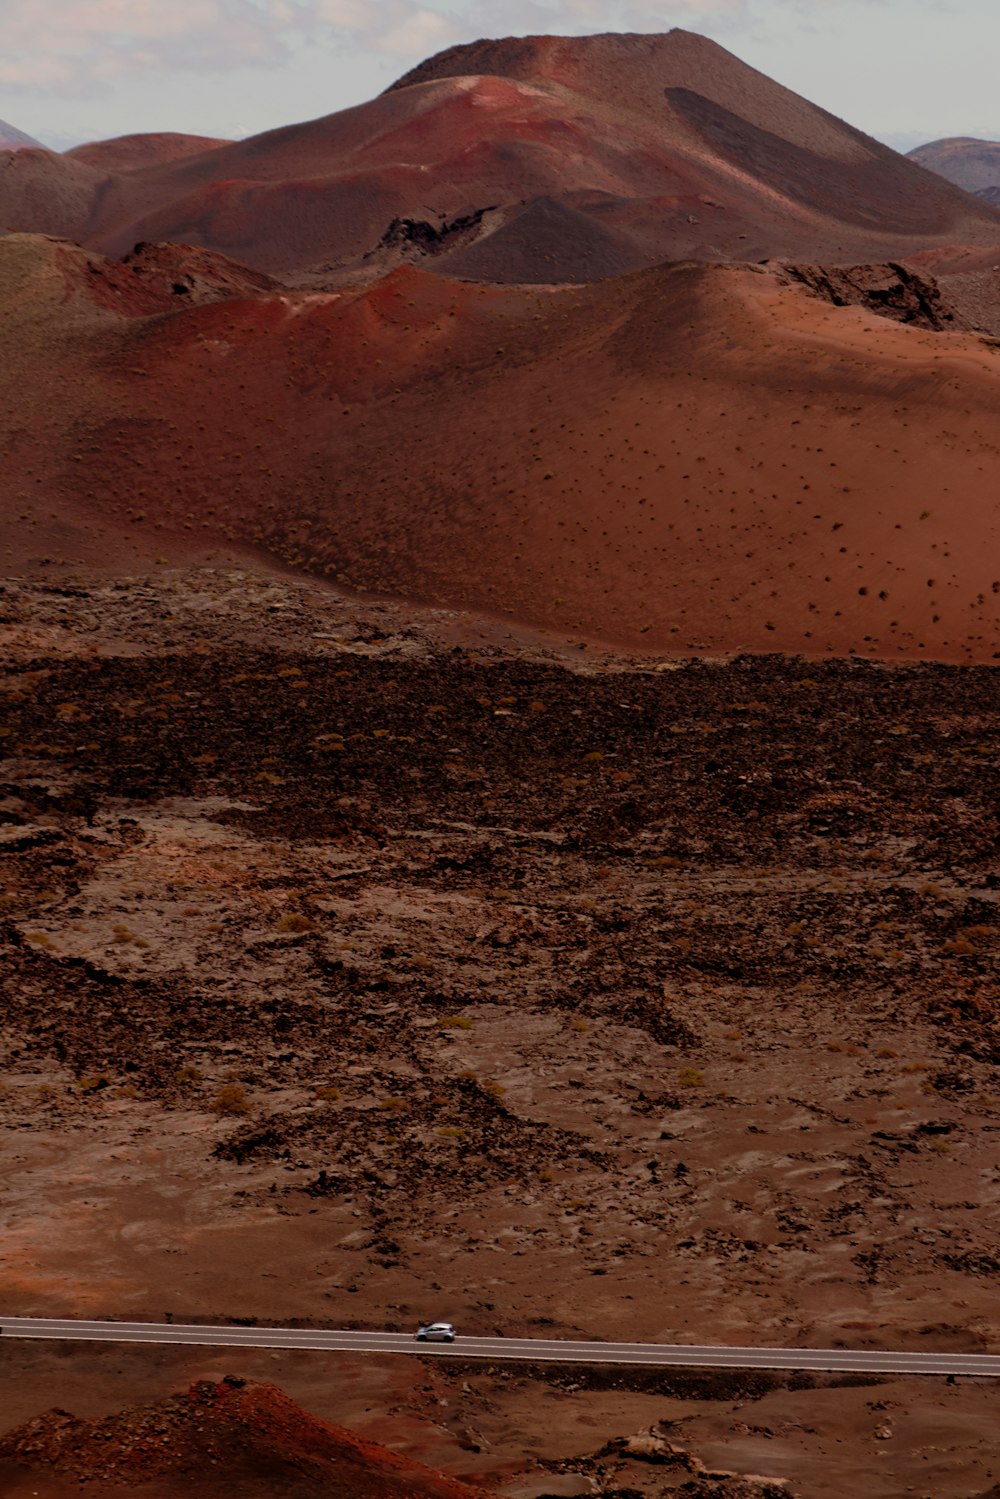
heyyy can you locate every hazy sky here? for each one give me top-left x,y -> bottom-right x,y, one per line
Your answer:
3,0 -> 999,152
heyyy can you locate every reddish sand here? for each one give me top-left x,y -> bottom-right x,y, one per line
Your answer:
3,231 -> 1000,661
2,31 -> 998,281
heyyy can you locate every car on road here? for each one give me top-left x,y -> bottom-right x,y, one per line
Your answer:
415,1322 -> 456,1342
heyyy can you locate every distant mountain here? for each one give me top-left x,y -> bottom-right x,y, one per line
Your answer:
67,131 -> 230,173
0,117 -> 43,151
1,31 -> 999,281
909,136 -> 1000,195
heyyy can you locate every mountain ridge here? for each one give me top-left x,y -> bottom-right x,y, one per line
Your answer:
0,31 -> 997,281
0,117 -> 44,151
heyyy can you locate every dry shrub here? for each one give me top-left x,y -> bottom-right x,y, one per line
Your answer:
276,913 -> 316,934
213,1083 -> 250,1116
77,1074 -> 109,1093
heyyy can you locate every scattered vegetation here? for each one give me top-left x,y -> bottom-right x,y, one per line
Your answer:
212,1083 -> 251,1116
275,912 -> 316,934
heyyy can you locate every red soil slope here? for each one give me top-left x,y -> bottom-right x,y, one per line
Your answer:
4,232 -> 1000,662
0,1376 -> 488,1498
909,137 -> 1000,196
0,149 -> 103,237
67,132 -> 231,173
1,32 -> 998,280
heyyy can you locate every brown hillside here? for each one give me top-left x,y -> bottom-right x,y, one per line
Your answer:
67,132 -> 231,173
1,33 -> 998,280
3,232 -> 1000,661
0,149 -> 103,237
909,136 -> 1000,195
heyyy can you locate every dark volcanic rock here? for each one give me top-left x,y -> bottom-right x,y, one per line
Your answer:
780,261 -> 961,328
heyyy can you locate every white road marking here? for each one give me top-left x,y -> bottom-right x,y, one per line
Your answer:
0,1317 -> 996,1377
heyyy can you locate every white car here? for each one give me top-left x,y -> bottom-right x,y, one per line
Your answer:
415,1321 -> 456,1342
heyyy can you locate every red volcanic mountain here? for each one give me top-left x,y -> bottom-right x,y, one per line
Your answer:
909,137 -> 1000,196
67,132 -> 231,173
0,1376 -> 489,1498
0,117 -> 43,151
4,230 -> 1000,662
1,31 -> 999,281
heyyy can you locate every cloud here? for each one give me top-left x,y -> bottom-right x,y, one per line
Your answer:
0,0 -> 298,90
313,0 -> 456,56
0,0 -> 751,95
457,0 -> 746,39
558,0 -> 745,18
0,0 -> 469,90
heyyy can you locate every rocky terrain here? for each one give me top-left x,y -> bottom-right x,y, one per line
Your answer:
0,1375 -> 492,1498
0,1365 -> 833,1499
3,28 -> 1000,1499
0,569 -> 999,1497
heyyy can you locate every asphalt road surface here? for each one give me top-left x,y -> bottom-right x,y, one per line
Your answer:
0,1317 -> 996,1377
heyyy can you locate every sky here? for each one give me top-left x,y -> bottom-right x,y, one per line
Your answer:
3,0 -> 999,152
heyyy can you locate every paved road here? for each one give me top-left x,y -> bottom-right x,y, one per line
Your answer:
0,1317 -> 996,1377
